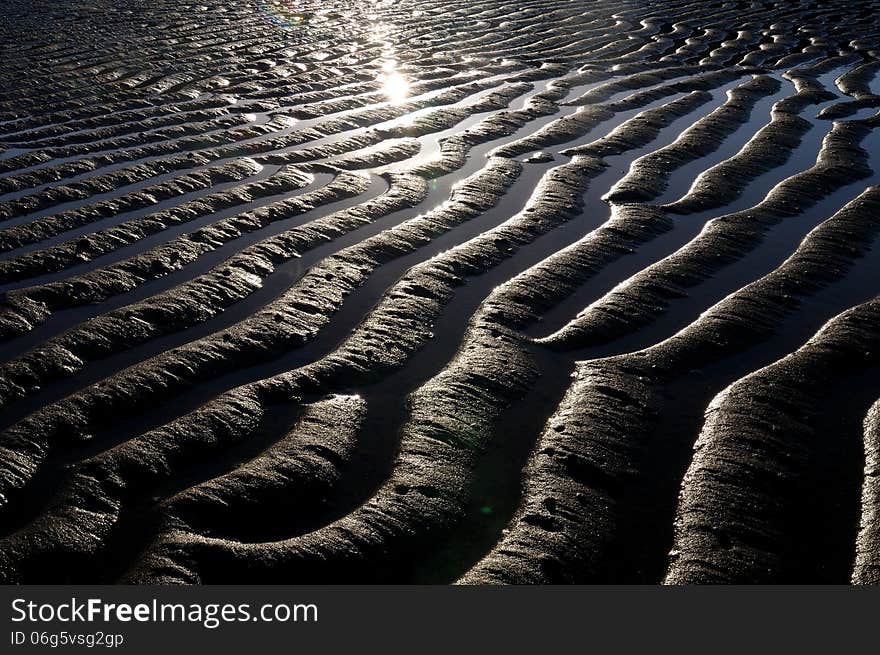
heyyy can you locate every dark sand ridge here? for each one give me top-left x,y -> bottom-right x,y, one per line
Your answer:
0,82 -> 571,403
350,114 -> 880,584
457,185 -> 880,584
0,75 -> 531,225
0,73 -> 572,265
0,62 -> 525,190
0,159 -> 276,251
5,5 -> 844,204
1,107 -> 280,159
3,0 -> 856,135
0,83 -> 758,580
1,23 -> 860,290
0,83 -> 357,175
0,82 -> 544,337
0,53 -> 671,229
0,150 -> 555,581
0,0 -> 878,583
143,392 -> 370,544
3,12 -> 860,133
0,74 -> 728,402
518,59 -> 866,344
522,71 -> 880,362
855,400 -> 880,584
0,80 -> 720,552
540,112 -> 880,350
0,34 -> 510,128
0,90 -> 253,142
604,75 -> 783,203
537,131 -> 880,363
384,114 -> 870,580
531,91 -> 878,344
0,79 -> 684,338
0,158 -> 520,544
0,73 -> 744,426
0,78 -> 804,584
0,164 -> 319,279
0,57 -> 523,171
4,58 -> 512,150
5,140 -> 872,580
0,1 -> 624,174
664,297 -> 880,583
0,170 -> 377,342
492,96 -> 876,576
127,184 -> 880,583
6,79 -> 572,288
0,5 -> 409,119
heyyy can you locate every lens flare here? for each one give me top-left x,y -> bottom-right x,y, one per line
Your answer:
259,0 -> 311,28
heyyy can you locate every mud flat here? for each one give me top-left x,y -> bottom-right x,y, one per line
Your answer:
0,0 -> 879,584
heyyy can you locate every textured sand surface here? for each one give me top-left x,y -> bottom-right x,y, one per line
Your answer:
0,0 -> 879,583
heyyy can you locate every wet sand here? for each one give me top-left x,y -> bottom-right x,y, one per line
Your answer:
0,0 -> 879,584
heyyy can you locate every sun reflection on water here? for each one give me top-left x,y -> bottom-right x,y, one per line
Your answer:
382,71 -> 410,104
379,59 -> 409,104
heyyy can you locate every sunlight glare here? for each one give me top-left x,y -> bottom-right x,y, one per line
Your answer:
380,67 -> 409,104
